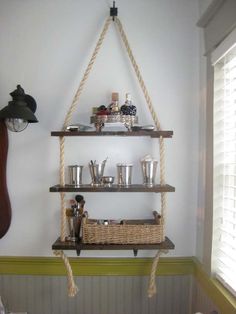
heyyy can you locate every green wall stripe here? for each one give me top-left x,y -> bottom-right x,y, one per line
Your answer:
0,256 -> 194,276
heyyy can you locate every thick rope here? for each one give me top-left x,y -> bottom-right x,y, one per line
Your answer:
59,17 -> 112,240
114,17 -> 161,130
147,250 -> 162,298
147,249 -> 169,298
60,192 -> 66,241
159,136 -> 166,241
54,250 -> 79,297
63,17 -> 112,130
59,136 -> 66,241
114,16 -> 166,205
115,17 -> 168,294
57,17 -> 113,298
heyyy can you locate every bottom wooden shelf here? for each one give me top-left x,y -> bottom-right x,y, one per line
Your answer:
52,237 -> 175,256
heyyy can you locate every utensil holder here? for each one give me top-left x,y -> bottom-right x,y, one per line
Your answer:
89,162 -> 106,186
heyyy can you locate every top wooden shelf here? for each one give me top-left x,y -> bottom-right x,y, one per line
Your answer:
51,130 -> 173,138
50,184 -> 175,193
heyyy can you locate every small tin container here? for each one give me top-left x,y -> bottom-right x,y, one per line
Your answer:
68,165 -> 83,186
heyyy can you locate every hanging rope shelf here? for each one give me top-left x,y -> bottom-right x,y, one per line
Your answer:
52,3 -> 174,298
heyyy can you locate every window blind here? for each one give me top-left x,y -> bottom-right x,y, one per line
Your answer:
213,43 -> 236,296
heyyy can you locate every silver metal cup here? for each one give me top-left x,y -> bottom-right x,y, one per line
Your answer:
117,164 -> 133,186
89,162 -> 106,186
68,165 -> 83,186
141,160 -> 158,186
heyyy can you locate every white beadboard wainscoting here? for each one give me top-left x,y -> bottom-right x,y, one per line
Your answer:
192,279 -> 220,314
0,274 -> 219,314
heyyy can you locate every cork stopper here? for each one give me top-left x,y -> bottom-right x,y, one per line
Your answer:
126,93 -> 131,101
111,92 -> 119,102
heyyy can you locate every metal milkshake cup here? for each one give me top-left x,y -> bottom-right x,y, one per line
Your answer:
68,165 -> 83,186
117,164 -> 133,186
141,160 -> 158,186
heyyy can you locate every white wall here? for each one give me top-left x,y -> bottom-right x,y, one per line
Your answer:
198,0 -> 214,16
0,0 -> 200,257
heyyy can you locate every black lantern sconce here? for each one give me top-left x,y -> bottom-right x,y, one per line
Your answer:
0,85 -> 38,132
0,85 -> 38,239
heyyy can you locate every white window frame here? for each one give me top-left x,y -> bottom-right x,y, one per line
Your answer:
211,29 -> 236,296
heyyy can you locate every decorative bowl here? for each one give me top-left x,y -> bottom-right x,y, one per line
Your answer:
101,176 -> 115,186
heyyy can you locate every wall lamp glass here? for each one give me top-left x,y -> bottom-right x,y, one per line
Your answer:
0,85 -> 38,132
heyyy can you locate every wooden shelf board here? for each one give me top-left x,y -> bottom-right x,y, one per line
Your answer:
51,130 -> 173,138
49,184 -> 175,193
52,237 -> 175,254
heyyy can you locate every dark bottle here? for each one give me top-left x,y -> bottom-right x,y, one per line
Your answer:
120,93 -> 137,116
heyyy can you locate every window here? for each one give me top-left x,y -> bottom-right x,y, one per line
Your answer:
212,41 -> 236,296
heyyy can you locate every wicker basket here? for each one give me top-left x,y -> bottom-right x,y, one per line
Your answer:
82,212 -> 164,244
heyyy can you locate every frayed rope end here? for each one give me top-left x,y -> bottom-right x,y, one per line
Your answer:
54,250 -> 79,298
147,283 -> 157,298
68,285 -> 79,298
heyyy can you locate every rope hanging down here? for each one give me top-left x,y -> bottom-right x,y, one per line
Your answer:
54,250 -> 79,297
57,16 -> 168,297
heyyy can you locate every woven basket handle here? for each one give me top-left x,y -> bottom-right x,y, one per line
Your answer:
152,210 -> 161,224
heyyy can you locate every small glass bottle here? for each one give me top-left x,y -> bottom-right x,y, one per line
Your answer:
108,92 -> 120,114
120,93 -> 137,116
